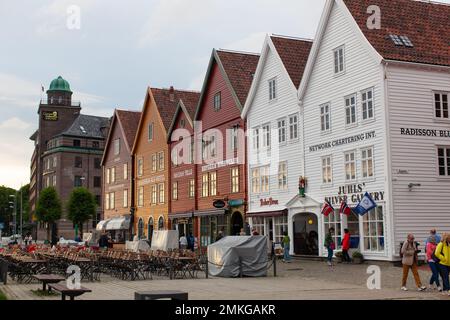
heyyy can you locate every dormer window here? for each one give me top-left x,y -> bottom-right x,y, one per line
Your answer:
269,78 -> 277,101
214,92 -> 221,111
333,46 -> 345,74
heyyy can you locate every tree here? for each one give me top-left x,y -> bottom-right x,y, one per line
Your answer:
67,187 -> 97,236
36,187 -> 62,241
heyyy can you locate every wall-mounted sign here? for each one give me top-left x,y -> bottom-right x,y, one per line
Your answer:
401,128 -> 450,138
42,111 -> 58,121
325,183 -> 384,206
309,131 -> 376,152
202,158 -> 239,172
173,169 -> 193,179
137,175 -> 165,187
260,198 -> 279,206
213,200 -> 226,209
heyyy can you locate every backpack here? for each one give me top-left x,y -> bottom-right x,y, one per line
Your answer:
432,244 -> 445,263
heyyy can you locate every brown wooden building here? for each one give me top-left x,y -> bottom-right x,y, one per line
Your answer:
167,94 -> 200,238
132,87 -> 200,241
193,49 -> 259,246
100,109 -> 141,245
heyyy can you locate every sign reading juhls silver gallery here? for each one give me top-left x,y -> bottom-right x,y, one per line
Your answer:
325,183 -> 385,206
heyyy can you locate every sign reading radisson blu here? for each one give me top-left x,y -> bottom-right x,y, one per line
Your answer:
401,128 -> 450,138
309,131 -> 376,152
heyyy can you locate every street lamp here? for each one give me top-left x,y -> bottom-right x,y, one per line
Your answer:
9,195 -> 16,237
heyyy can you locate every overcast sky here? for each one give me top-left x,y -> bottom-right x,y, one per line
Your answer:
1,0 -> 449,190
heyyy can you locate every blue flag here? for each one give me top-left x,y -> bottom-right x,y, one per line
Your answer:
353,192 -> 377,216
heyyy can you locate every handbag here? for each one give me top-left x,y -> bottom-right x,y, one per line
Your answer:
432,244 -> 444,263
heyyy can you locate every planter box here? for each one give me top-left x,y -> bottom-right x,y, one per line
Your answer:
352,257 -> 364,264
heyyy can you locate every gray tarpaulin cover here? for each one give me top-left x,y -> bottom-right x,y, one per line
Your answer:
207,236 -> 268,278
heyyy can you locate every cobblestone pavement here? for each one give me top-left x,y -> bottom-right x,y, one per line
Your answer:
1,258 -> 449,300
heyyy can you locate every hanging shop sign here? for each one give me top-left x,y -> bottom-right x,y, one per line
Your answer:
325,183 -> 385,206
213,200 -> 226,209
309,131 -> 376,152
42,111 -> 58,121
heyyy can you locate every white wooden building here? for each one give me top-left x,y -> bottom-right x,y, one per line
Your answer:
297,0 -> 450,261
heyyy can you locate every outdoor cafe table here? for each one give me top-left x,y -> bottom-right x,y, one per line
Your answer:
33,274 -> 65,292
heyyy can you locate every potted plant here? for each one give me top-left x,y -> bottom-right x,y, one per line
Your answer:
334,250 -> 344,263
352,251 -> 364,264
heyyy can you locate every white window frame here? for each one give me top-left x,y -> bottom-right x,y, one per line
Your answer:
231,167 -> 239,193
362,206 -> 385,253
152,154 -> 157,172
277,118 -> 286,145
333,45 -> 345,75
344,151 -> 356,182
322,155 -> 333,185
231,126 -> 239,151
114,139 -> 120,156
158,183 -> 165,204
262,123 -> 271,149
437,146 -> 450,177
151,185 -> 157,205
148,123 -> 154,142
52,175 -> 56,187
110,192 -> 115,210
269,77 -> 277,101
214,92 -> 221,111
251,168 -> 261,194
202,174 -> 209,198
138,187 -> 144,207
189,179 -> 195,198
210,171 -> 217,196
288,114 -> 299,141
158,151 -> 165,171
123,189 -> 128,208
111,167 -> 116,184
320,103 -> 331,133
260,165 -> 270,194
123,163 -> 128,180
434,92 -> 449,120
106,168 -> 111,184
137,159 -> 143,177
345,94 -> 357,126
361,88 -> 375,121
252,127 -> 260,151
361,147 -> 374,180
53,156 -> 57,168
172,182 -> 178,200
105,193 -> 110,210
278,162 -> 288,190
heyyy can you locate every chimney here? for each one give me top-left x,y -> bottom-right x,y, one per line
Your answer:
169,86 -> 175,102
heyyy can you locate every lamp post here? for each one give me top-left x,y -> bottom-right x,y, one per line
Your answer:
9,194 -> 16,237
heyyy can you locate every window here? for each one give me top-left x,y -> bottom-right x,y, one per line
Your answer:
158,152 -> 165,171
95,195 -> 101,207
94,176 -> 101,188
172,148 -> 179,167
106,168 -> 111,184
274,216 -> 288,244
278,162 -> 288,190
209,135 -> 217,158
322,156 -> 332,184
202,174 -> 209,197
180,119 -> 186,128
114,139 -> 120,155
138,158 -> 143,176
173,182 -> 178,200
74,176 -> 83,187
289,114 -> 298,140
46,158 -> 51,170
333,46 -> 345,74
344,151 -> 356,181
151,185 -> 157,204
94,158 -> 101,169
345,94 -> 357,125
231,126 -> 239,151
438,147 -> 450,176
92,141 -> 100,149
73,140 -> 81,147
435,93 -> 449,119
324,211 -> 342,250
148,123 -> 154,141
277,119 -> 286,144
262,124 -> 271,149
269,78 -> 277,101
210,172 -> 217,196
320,104 -> 331,132
252,127 -> 260,151
231,167 -> 239,193
105,193 -> 110,210
123,163 -> 128,180
158,183 -> 165,204
111,167 -> 116,184
158,216 -> 165,230
214,92 -> 221,111
109,192 -> 115,210
53,157 -> 57,168
75,156 -> 82,168
362,88 -> 374,121
152,154 -> 157,172
189,179 -> 195,198
46,176 -> 50,188
251,217 -> 265,237
261,166 -> 270,193
363,206 -> 385,252
361,147 -> 374,179
52,175 -> 56,187
138,187 -> 144,207
123,190 -> 128,208
251,168 -> 260,194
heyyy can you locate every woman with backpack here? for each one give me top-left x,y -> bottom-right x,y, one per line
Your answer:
426,235 -> 441,291
324,228 -> 335,267
401,234 -> 426,291
434,233 -> 450,295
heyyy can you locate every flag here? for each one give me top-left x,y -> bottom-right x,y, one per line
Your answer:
41,85 -> 44,92
321,200 -> 334,217
353,192 -> 377,216
339,200 -> 352,216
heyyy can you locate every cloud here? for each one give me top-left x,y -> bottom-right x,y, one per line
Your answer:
0,118 -> 32,131
222,32 -> 267,53
0,73 -> 42,109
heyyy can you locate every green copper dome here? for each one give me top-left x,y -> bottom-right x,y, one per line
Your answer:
47,76 -> 72,93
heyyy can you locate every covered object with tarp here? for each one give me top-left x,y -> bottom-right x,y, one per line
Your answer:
207,236 -> 268,278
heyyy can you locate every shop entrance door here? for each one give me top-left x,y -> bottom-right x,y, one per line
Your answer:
230,212 -> 243,235
293,213 -> 318,256
266,218 -> 274,242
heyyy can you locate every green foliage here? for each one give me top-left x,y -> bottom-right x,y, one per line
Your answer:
18,184 -> 30,223
0,185 -> 16,230
67,187 -> 96,232
352,251 -> 364,259
0,289 -> 7,300
35,187 -> 62,223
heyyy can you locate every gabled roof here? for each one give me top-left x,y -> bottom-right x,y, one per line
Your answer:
116,110 -> 142,149
344,0 -> 450,67
60,114 -> 110,139
270,35 -> 313,88
242,34 -> 312,118
194,49 -> 259,120
167,93 -> 201,142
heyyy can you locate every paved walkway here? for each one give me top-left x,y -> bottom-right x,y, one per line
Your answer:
1,259 -> 448,300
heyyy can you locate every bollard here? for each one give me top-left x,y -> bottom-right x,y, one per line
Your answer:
205,257 -> 209,279
273,254 -> 277,277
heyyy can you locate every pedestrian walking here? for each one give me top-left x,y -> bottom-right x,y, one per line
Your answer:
282,232 -> 291,263
341,229 -> 351,263
187,233 -> 195,251
400,234 -> 426,292
324,228 -> 335,266
434,233 -> 450,295
179,233 -> 188,250
426,235 -> 441,291
425,229 -> 442,248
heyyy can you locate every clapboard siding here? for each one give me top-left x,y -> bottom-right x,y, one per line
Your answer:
387,64 -> 450,245
302,2 -> 389,258
246,42 -> 303,212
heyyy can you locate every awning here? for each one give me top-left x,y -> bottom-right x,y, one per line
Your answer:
105,216 -> 131,231
194,209 -> 226,217
246,209 -> 288,218
96,220 -> 110,231
169,212 -> 195,219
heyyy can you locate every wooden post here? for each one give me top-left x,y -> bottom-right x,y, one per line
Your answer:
273,253 -> 277,277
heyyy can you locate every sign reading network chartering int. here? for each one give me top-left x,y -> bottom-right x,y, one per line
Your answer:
309,131 -> 376,152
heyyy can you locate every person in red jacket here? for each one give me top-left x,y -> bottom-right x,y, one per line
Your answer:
341,229 -> 351,263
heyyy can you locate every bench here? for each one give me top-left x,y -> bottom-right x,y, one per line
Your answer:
134,290 -> 188,300
48,283 -> 92,300
33,274 -> 66,292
